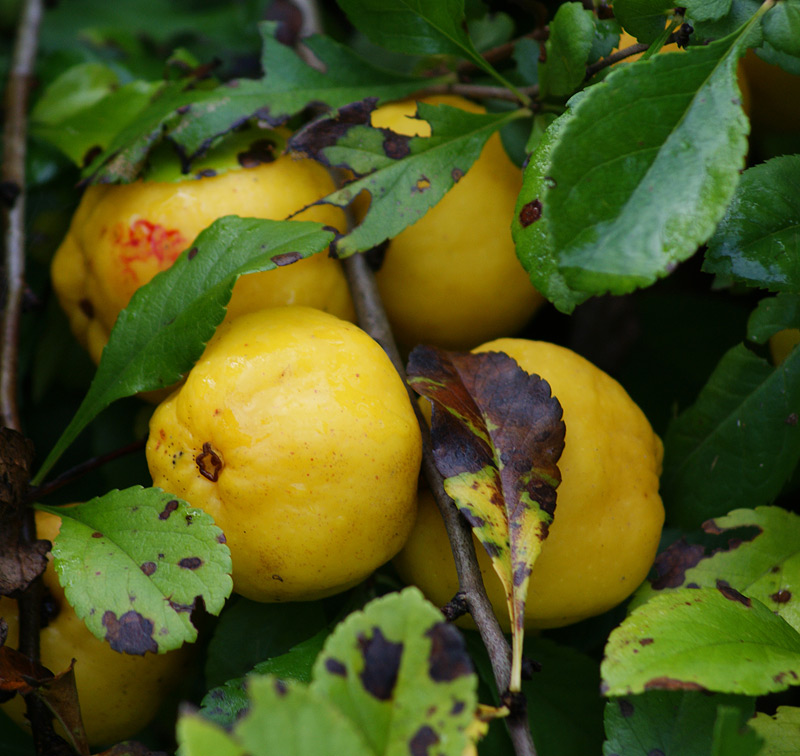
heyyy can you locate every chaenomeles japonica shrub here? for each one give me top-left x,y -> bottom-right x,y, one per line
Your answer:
2,1 -> 800,755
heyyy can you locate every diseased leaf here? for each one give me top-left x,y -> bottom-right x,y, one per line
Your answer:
176,711 -> 247,756
538,3 -> 595,98
747,293 -> 800,344
312,587 -> 477,756
613,0 -> 673,43
41,487 -> 232,653
289,101 -> 524,258
601,587 -> 800,697
70,22 -> 441,183
407,346 -> 565,691
603,690 -> 756,756
661,343 -> 800,529
532,29 -> 751,298
704,156 -> 800,291
0,429 -> 49,596
34,218 -> 334,483
633,507 -> 800,632
512,106 -> 590,314
750,706 -> 800,755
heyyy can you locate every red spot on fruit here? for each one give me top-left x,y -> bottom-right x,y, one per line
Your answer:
113,220 -> 187,281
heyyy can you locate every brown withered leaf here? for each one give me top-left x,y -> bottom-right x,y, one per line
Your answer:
407,345 -> 565,692
0,428 -> 49,596
0,642 -> 52,699
36,662 -> 90,756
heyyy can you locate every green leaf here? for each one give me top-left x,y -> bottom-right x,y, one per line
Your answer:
201,632 -> 329,729
289,101 -> 524,258
712,706 -> 765,756
237,676 -> 373,756
538,30 -> 751,298
538,3 -> 595,98
684,0 -> 734,23
661,343 -> 800,529
690,0 -> 761,44
336,0 -> 505,85
603,690 -> 756,756
176,710 -> 248,756
406,346 -> 565,691
513,37 -> 540,85
467,11 -> 515,53
512,107 -> 591,314
312,587 -> 477,756
763,0 -> 800,58
601,587 -> 800,697
589,18 -> 622,64
204,595 -> 327,689
30,63 -> 120,127
41,487 -> 232,654
704,156 -> 800,291
613,0 -> 672,43
34,218 -> 334,484
750,707 -> 800,755
634,507 -> 800,632
747,293 -> 800,344
72,22 -> 441,182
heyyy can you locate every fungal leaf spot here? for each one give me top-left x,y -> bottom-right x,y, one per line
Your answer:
358,628 -> 403,701
407,345 -> 565,691
102,610 -> 158,655
519,199 -> 542,227
409,725 -> 439,756
426,623 -> 473,682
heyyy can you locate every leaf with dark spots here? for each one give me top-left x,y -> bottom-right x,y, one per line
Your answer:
426,623 -> 473,682
408,345 -> 564,692
237,138 -> 278,168
103,610 -> 159,655
602,587 -> 800,696
358,628 -> 403,701
772,590 -> 792,604
38,487 -> 231,654
312,589 -> 476,756
288,102 -> 527,258
631,507 -> 800,633
519,199 -> 542,227
716,580 -> 751,607
618,698 -> 635,718
408,725 -> 439,756
0,428 -> 50,597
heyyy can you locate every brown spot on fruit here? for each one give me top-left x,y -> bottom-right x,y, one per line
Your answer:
141,562 -> 157,576
325,658 -> 347,677
426,623 -> 472,682
79,298 -> 94,319
196,442 -> 223,482
358,628 -> 403,701
519,199 -> 543,227
102,610 -> 158,655
179,557 -> 203,570
113,220 -> 187,279
237,139 -> 278,168
272,251 -> 303,267
409,725 -> 439,756
771,590 -> 791,604
716,579 -> 751,607
159,500 -> 180,520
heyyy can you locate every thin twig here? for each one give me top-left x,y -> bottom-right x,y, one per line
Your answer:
27,438 -> 147,504
584,32 -> 683,80
425,81 -> 539,104
0,1 -> 59,753
343,254 -> 537,756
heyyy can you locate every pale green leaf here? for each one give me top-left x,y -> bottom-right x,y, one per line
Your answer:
42,487 -> 232,653
601,588 -> 800,697
750,707 -> 800,755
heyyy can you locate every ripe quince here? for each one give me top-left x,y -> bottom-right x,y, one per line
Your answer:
0,509 -> 193,746
51,135 -> 354,365
146,306 -> 422,602
395,339 -> 664,629
365,94 -> 545,351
